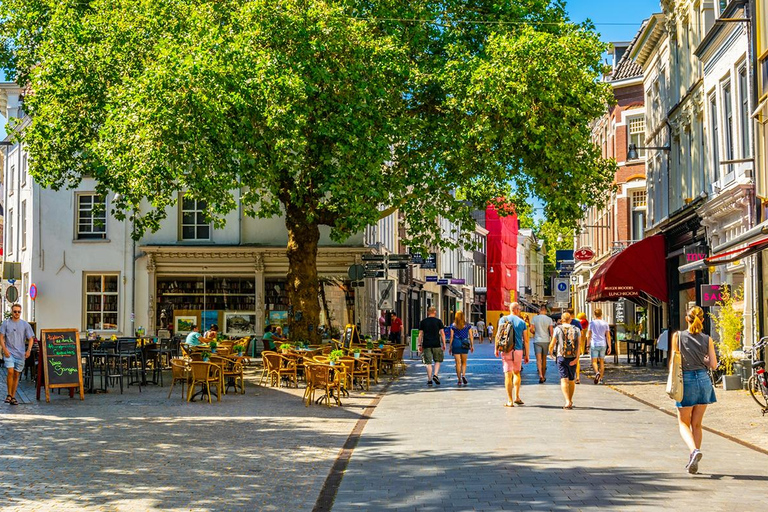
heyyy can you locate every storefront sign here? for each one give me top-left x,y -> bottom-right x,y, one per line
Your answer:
426,275 -> 438,282
450,279 -> 465,284
574,247 -> 595,261
437,279 -> 449,285
701,284 -> 724,307
40,329 -> 84,403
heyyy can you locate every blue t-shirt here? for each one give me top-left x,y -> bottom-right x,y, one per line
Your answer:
451,324 -> 471,341
0,319 -> 35,359
185,331 -> 203,346
498,314 -> 527,351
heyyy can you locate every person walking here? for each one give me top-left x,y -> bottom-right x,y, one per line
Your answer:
0,304 -> 35,406
448,310 -> 474,386
389,312 -> 403,344
487,323 -> 494,342
530,305 -> 554,383
549,312 -> 581,409
379,312 -> 388,340
586,308 -> 611,384
673,306 -> 718,474
476,319 -> 485,344
495,302 -> 529,407
418,307 -> 446,387
567,308 -> 585,384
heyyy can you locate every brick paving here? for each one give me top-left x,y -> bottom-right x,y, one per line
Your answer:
333,342 -> 768,511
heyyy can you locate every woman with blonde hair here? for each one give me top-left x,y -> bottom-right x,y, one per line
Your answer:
672,306 -> 718,474
449,310 -> 474,386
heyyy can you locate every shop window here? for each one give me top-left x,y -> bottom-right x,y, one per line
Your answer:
85,274 -> 119,331
180,197 -> 210,241
76,194 -> 107,240
628,115 -> 645,159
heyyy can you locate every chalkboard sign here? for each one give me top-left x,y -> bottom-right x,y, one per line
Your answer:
40,329 -> 84,402
342,324 -> 359,349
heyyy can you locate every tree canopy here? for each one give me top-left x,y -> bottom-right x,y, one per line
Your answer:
1,0 -> 616,338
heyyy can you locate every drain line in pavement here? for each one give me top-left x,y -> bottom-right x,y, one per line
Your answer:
609,385 -> 768,457
313,379 -> 394,512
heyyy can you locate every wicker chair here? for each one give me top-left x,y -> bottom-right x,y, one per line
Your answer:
345,356 -> 371,391
304,363 -> 342,407
220,356 -> 247,394
187,361 -> 222,403
168,358 -> 191,399
261,351 -> 298,388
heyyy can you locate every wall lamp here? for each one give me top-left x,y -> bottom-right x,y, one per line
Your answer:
627,142 -> 670,160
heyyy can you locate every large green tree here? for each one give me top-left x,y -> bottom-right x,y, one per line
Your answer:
1,0 -> 615,340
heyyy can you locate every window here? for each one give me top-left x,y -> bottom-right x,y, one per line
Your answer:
76,194 -> 107,240
180,197 -> 210,240
21,200 -> 26,250
21,154 -> 27,187
7,209 -> 12,255
8,164 -> 14,195
722,81 -> 734,175
85,274 -> 119,331
710,94 -> 720,182
631,191 -> 646,241
738,66 -> 750,158
628,116 -> 646,159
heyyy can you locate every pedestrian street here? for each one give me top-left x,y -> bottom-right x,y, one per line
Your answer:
333,342 -> 768,511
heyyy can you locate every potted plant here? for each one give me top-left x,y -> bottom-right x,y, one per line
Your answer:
209,340 -> 218,353
201,351 -> 211,362
709,285 -> 744,390
279,343 -> 292,354
233,343 -> 245,357
329,349 -> 344,366
353,347 -> 361,359
366,340 -> 374,353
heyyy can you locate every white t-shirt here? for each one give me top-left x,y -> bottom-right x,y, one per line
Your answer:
589,319 -> 610,347
531,314 -> 553,344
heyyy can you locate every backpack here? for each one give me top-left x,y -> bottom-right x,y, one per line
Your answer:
561,325 -> 578,358
495,321 -> 514,353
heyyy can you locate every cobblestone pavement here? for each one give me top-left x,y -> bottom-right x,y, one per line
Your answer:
333,342 -> 768,512
0,365 -> 381,512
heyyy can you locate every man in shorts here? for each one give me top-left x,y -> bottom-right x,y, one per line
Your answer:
0,304 -> 35,406
496,302 -> 529,407
586,308 -> 611,384
476,319 -> 485,343
529,305 -> 554,383
418,307 -> 446,387
549,312 -> 581,409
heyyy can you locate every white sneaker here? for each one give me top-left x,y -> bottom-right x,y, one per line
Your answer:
686,449 -> 702,474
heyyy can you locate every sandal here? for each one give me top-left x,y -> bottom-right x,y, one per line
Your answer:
563,404 -> 573,410
9,398 -> 18,406
514,399 -> 524,405
504,401 -> 514,407
4,395 -> 11,404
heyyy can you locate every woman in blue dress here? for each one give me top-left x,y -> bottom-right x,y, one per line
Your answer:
449,310 -> 474,386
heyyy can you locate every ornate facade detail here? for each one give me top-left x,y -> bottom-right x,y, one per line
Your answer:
146,253 -> 156,273
254,253 -> 264,272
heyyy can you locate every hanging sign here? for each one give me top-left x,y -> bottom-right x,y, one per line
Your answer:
574,247 -> 595,262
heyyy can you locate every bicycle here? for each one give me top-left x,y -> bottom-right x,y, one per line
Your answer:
747,336 -> 768,415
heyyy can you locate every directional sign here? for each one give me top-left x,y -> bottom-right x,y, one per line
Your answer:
362,254 -> 386,261
365,263 -> 386,271
410,252 -> 425,264
377,279 -> 396,310
388,254 -> 412,261
387,262 -> 408,270
364,270 -> 385,279
420,253 -> 437,269
426,275 -> 438,282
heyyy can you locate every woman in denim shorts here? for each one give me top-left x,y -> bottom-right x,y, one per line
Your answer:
671,306 -> 718,474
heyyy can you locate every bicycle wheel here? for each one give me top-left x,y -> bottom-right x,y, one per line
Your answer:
747,375 -> 768,409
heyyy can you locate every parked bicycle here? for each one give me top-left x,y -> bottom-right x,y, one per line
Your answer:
747,336 -> 768,415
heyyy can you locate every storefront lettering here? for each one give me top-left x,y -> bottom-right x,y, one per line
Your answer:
686,253 -> 707,262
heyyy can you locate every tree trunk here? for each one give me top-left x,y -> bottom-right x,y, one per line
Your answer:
285,206 -> 321,343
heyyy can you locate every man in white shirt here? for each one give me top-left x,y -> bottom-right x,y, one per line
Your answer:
586,308 -> 611,384
476,319 -> 485,343
529,305 -> 554,383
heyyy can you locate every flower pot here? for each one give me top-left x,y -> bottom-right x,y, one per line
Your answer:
723,374 -> 742,390
212,348 -> 217,353
367,349 -> 372,354
237,352 -> 244,357
329,361 -> 335,366
353,353 -> 360,359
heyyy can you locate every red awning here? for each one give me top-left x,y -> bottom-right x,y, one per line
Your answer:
587,235 -> 668,303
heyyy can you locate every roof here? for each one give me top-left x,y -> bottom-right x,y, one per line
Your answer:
607,21 -> 646,82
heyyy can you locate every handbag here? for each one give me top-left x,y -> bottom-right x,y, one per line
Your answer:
460,339 -> 471,350
666,333 -> 684,401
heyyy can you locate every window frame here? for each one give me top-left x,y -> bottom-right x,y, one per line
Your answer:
179,196 -> 212,241
722,79 -> 735,178
75,193 -> 108,240
627,114 -> 646,160
8,164 -> 14,196
7,209 -> 13,255
738,65 -> 750,158
84,273 -> 120,332
21,200 -> 26,250
21,153 -> 27,187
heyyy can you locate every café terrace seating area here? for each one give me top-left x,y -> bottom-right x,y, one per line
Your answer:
39,335 -> 408,406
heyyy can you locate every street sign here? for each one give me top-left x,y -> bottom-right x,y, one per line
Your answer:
444,273 -> 453,279
377,279 -> 396,310
347,264 -> 365,281
365,263 -> 386,270
426,275 -> 438,282
387,262 -> 408,270
410,252 -> 425,264
437,279 -> 449,285
364,270 -> 385,278
388,254 -> 411,261
2,262 -> 21,281
29,284 -> 38,301
559,262 -> 574,273
362,254 -> 386,261
420,253 -> 437,269
574,247 -> 595,262
5,286 -> 18,303
554,278 -> 569,304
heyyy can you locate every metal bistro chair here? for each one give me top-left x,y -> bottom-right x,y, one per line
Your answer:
115,339 -> 142,392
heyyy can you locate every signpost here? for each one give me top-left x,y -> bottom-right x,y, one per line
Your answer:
554,278 -> 570,305
39,329 -> 84,403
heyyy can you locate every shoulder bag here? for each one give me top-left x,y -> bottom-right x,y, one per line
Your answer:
665,332 -> 684,402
